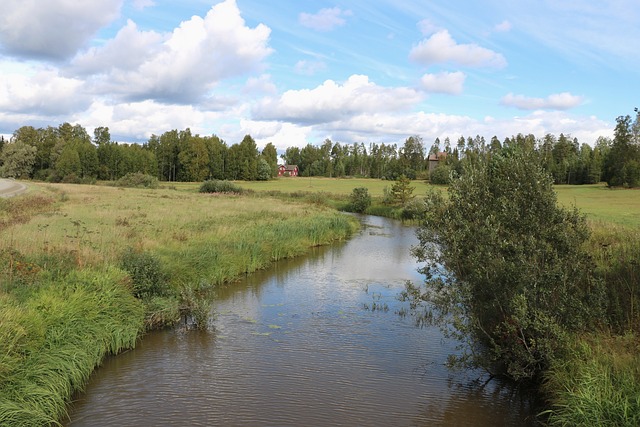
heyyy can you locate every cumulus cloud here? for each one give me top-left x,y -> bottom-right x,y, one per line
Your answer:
410,30 -> 507,68
420,71 -> 466,94
243,74 -> 277,95
501,92 -> 585,110
417,19 -> 441,36
253,74 -> 424,124
299,7 -> 352,31
0,0 -> 122,60
0,69 -> 90,115
70,0 -> 272,104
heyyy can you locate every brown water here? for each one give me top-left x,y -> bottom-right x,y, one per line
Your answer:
65,215 -> 538,426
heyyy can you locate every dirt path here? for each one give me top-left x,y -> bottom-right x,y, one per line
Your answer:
0,179 -> 27,198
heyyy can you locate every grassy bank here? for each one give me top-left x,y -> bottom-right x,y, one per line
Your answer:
0,182 -> 357,425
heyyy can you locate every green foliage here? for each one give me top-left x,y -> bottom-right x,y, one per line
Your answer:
407,148 -> 603,381
199,179 -> 244,194
349,187 -> 371,213
401,198 -> 428,221
429,164 -> 455,185
114,172 -> 159,189
0,141 -> 37,178
389,174 -> 415,206
256,157 -> 272,181
120,248 -> 168,299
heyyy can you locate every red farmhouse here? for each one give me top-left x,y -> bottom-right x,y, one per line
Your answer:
278,165 -> 299,177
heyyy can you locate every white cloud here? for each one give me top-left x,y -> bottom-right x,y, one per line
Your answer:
420,71 -> 466,94
494,20 -> 512,32
294,60 -> 327,76
0,0 -> 123,60
299,7 -> 352,32
410,30 -> 507,68
501,92 -> 585,110
417,19 -> 440,36
253,74 -> 424,124
0,69 -> 90,115
70,0 -> 272,104
71,20 -> 165,75
243,74 -> 277,95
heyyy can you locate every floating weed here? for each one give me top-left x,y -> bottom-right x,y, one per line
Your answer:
251,332 -> 271,336
268,324 -> 282,329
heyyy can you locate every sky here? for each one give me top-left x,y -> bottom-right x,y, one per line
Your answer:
0,0 -> 638,152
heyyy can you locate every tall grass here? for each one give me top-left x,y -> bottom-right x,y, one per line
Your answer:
542,333 -> 640,426
0,182 -> 357,425
0,268 -> 143,426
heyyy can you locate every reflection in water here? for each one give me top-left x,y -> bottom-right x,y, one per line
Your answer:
66,215 -> 537,426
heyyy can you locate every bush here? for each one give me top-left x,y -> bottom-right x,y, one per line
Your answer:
401,198 -> 428,221
429,164 -> 455,185
349,187 -> 371,213
199,179 -> 244,194
120,248 -> 168,299
115,172 -> 159,189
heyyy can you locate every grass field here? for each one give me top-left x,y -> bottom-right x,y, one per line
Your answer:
231,178 -> 639,228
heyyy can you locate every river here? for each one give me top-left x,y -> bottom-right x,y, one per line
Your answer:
66,215 -> 538,426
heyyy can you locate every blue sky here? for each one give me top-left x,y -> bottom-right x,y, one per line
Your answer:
0,0 -> 638,151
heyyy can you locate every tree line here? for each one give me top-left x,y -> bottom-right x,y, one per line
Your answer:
1,109 -> 638,187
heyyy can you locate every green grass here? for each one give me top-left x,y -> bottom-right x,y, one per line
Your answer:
0,182 -> 358,425
542,333 -> 640,427
555,184 -> 640,228
236,176 -> 433,198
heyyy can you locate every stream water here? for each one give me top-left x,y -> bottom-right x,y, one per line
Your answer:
66,215 -> 537,426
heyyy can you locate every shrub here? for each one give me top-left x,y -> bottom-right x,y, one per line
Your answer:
115,172 -> 159,189
120,248 -> 168,299
401,198 -> 428,221
349,187 -> 371,213
199,179 -> 244,194
429,164 -> 455,185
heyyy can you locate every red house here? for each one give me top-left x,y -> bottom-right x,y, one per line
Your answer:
277,165 -> 299,177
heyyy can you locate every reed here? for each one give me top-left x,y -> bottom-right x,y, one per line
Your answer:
542,333 -> 640,426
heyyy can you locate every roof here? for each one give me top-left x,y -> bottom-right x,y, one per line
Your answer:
428,152 -> 447,161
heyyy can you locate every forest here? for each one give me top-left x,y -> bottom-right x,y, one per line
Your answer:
1,109 -> 639,187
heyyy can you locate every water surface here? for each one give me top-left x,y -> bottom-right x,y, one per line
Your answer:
66,215 -> 537,426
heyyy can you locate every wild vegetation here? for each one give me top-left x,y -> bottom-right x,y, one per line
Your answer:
0,183 -> 357,425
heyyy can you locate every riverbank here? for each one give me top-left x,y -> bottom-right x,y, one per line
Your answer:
0,182 -> 358,425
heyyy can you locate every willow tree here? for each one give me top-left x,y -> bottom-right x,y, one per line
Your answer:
405,147 -> 604,381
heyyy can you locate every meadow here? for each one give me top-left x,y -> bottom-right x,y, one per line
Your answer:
0,182 -> 357,425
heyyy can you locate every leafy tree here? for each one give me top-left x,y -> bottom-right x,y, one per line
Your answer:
261,142 -> 278,178
0,141 -> 37,178
349,187 -> 371,213
256,157 -> 271,181
55,144 -> 82,178
406,147 -> 604,381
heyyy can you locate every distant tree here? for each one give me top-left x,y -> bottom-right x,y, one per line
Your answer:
349,187 -> 371,213
390,174 -> 415,205
256,157 -> 271,181
0,141 -> 37,178
261,142 -> 278,177
604,113 -> 640,187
